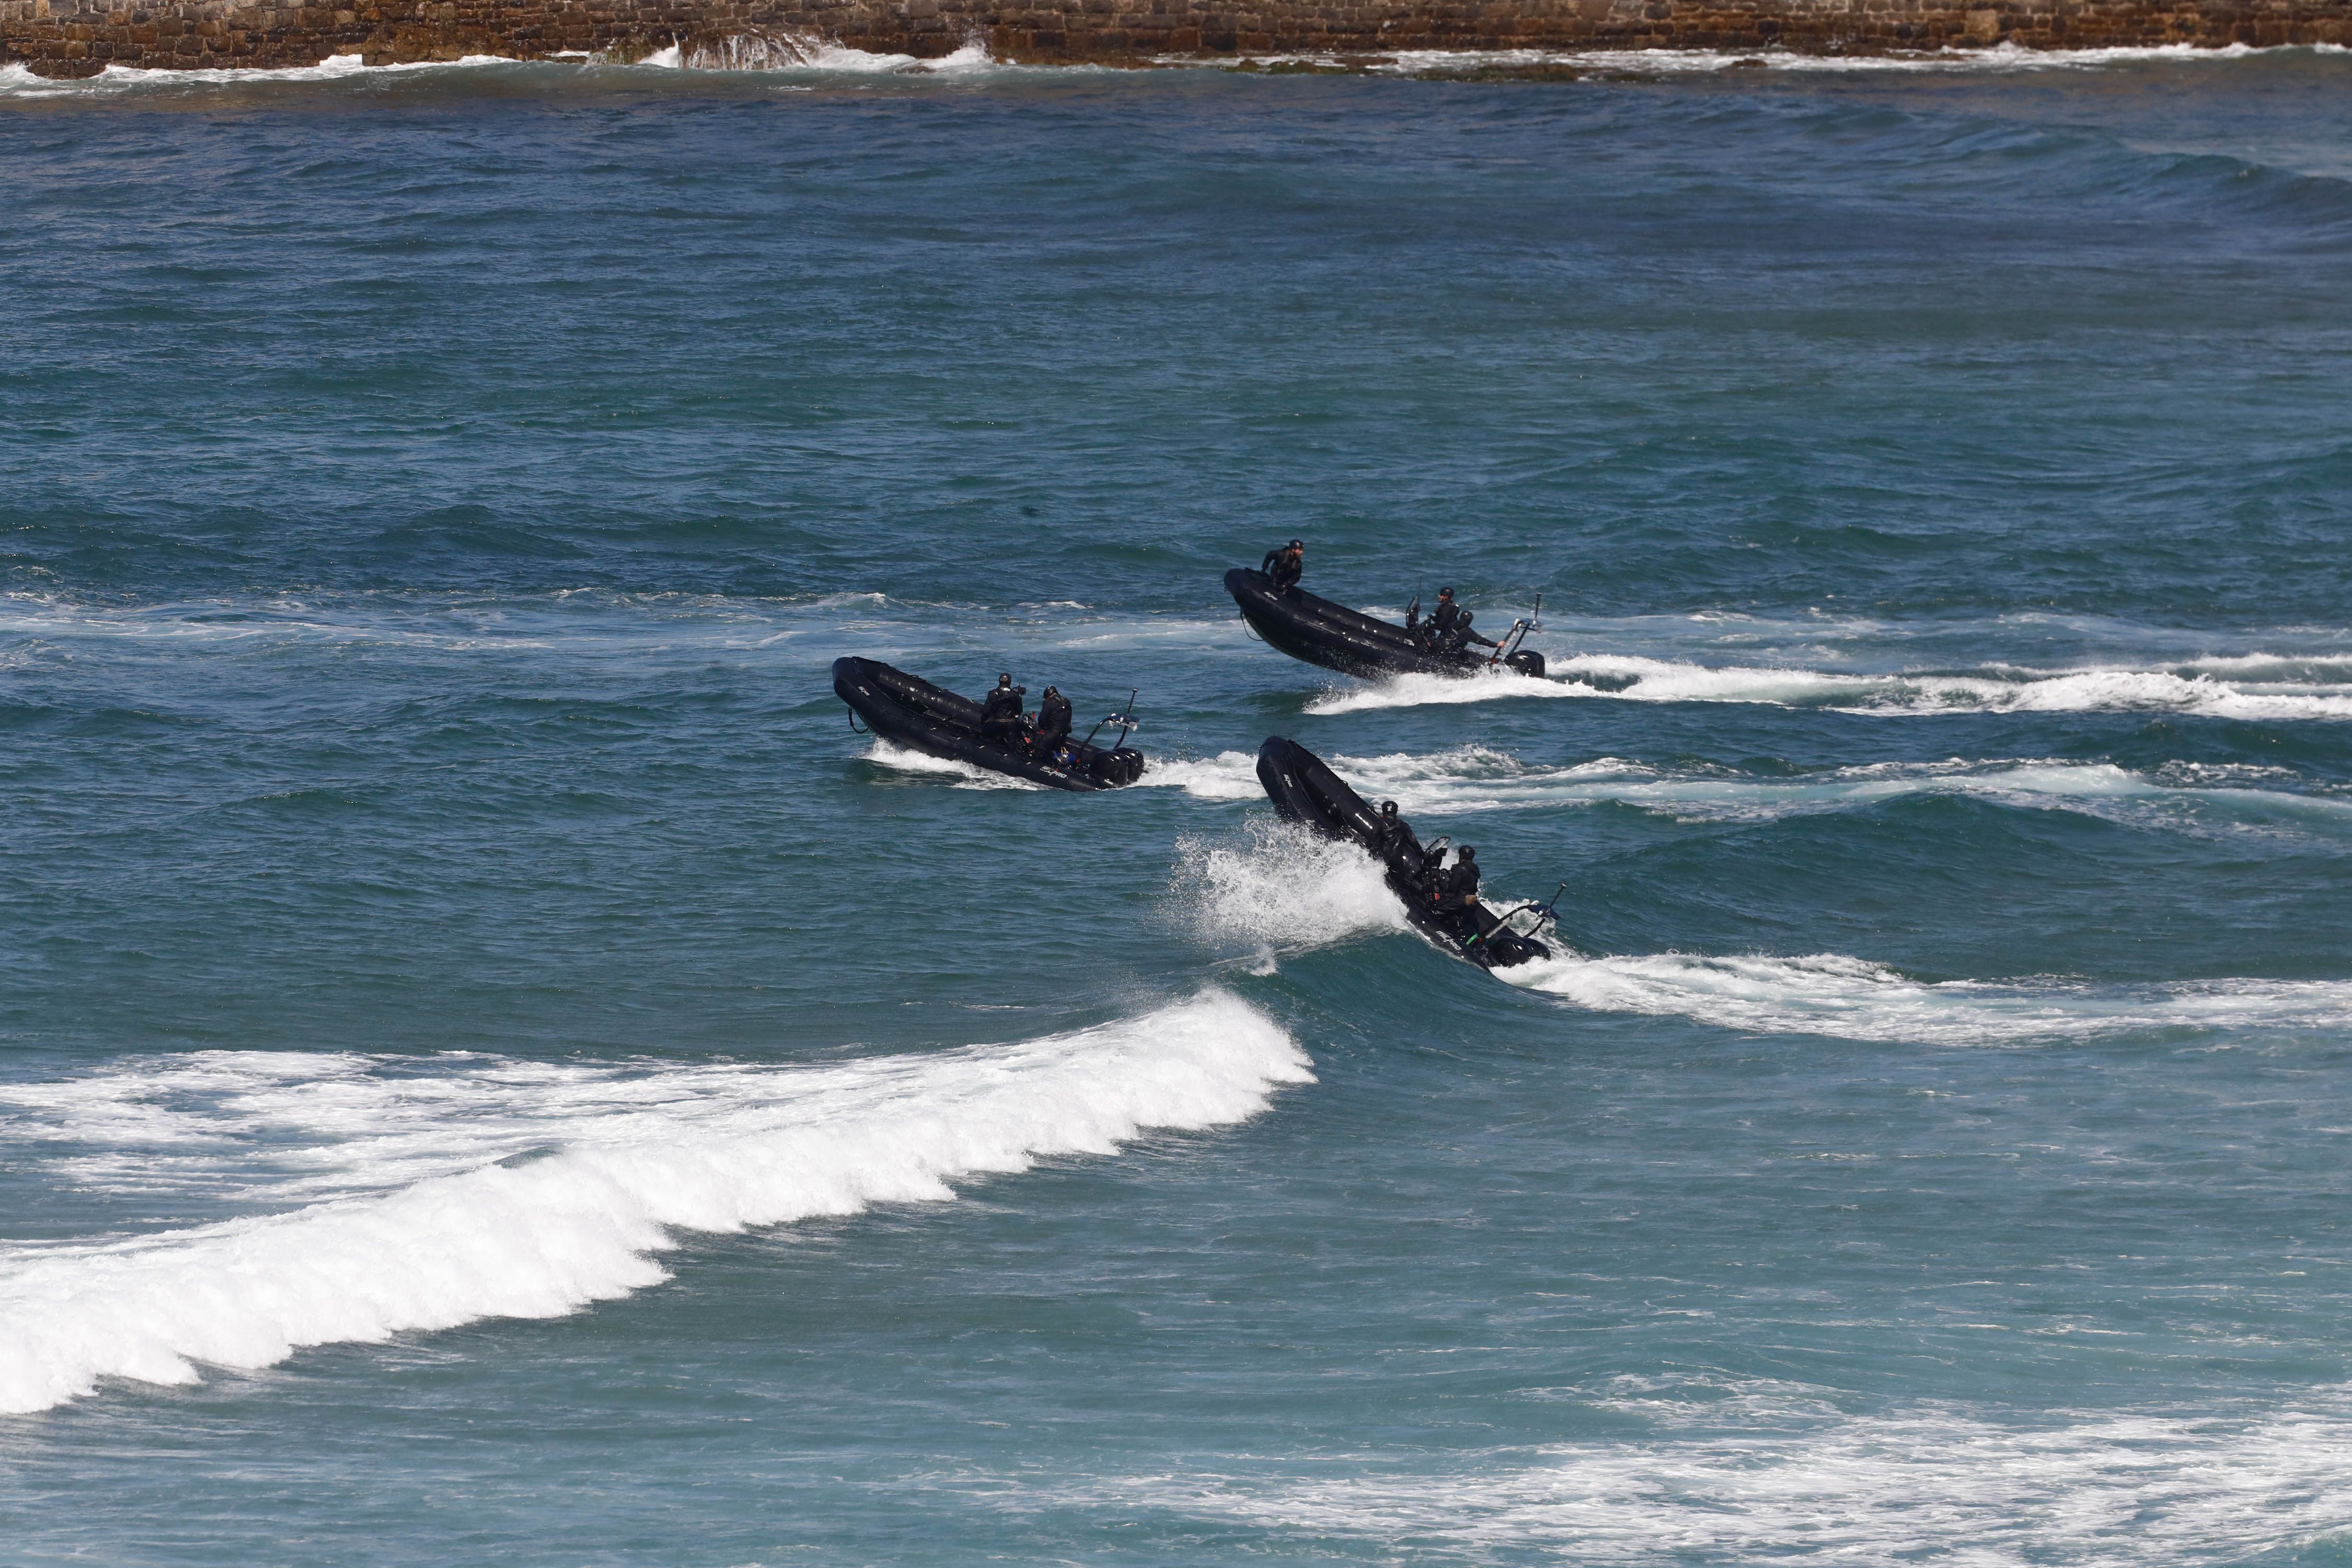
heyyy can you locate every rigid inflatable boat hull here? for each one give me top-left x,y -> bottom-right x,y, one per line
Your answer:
834,656 -> 1145,793
1225,568 -> 1546,682
1254,735 -> 1550,971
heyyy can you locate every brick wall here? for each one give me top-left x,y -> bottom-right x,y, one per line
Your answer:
5,0 -> 2347,77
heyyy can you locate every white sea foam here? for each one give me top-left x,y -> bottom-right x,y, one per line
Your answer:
1168,822 -> 1408,953
1107,1382 -> 2352,1565
1311,654 -> 2352,721
0,52 -> 536,96
642,36 -> 996,73
1202,39 -> 2345,77
0,991 -> 1309,1414
1137,745 -> 2352,835
0,38 -> 1000,97
1131,750 -> 1267,801
858,737 -> 1045,789
1500,948 -> 2352,1045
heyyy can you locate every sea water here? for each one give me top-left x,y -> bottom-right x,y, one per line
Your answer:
3,43 -> 2351,1565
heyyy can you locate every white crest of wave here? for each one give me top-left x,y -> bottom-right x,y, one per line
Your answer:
1111,1387 -> 2352,1565
642,34 -> 994,73
1500,948 -> 2352,1045
0,991 -> 1309,1415
0,51 -> 482,95
1324,39 -> 2330,77
1168,822 -> 1407,953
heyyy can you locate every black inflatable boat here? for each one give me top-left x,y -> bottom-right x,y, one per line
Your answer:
1225,568 -> 1547,682
834,656 -> 1146,792
1255,736 -> 1554,970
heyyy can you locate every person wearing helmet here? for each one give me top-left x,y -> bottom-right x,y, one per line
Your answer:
1261,539 -> 1305,595
1443,608 -> 1501,657
1371,799 -> 1413,861
979,673 -> 1026,746
1034,684 -> 1073,756
1434,845 -> 1483,925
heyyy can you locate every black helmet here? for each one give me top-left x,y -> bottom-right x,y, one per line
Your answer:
1438,586 -> 1454,598
1044,685 -> 1059,698
1380,800 -> 1399,817
997,673 -> 1013,687
1459,845 -> 1475,860
1458,610 -> 1474,626
1288,539 -> 1303,550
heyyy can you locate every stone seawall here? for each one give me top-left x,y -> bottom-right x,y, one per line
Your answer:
4,0 -> 2347,76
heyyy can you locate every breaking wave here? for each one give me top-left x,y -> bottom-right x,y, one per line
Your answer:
640,35 -> 997,73
0,991 -> 1310,1414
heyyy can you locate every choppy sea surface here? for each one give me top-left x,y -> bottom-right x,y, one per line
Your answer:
5,40 -> 2352,1566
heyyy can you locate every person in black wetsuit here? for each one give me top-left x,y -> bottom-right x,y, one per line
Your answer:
1262,539 -> 1305,595
1371,799 -> 1413,862
1034,685 -> 1073,756
1414,587 -> 1460,650
1443,609 -> 1501,658
978,673 -> 1026,747
1433,845 -> 1483,930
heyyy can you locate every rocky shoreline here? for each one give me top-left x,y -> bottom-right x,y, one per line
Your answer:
4,0 -> 2347,78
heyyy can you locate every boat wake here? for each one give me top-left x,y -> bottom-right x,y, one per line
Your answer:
1143,745 -> 2352,839
1310,653 -> 2352,721
0,991 -> 1309,1414
856,737 -> 1045,789
1497,947 -> 2352,1045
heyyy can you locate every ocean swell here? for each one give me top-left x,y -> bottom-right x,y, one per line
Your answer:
0,991 -> 1310,1415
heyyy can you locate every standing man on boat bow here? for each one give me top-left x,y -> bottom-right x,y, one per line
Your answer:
1262,539 -> 1305,595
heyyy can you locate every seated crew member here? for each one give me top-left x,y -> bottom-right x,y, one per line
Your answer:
1417,587 -> 1460,649
1371,799 -> 1412,860
1433,845 -> 1483,929
978,673 -> 1026,747
1034,684 -> 1073,755
1261,539 -> 1305,595
1443,609 -> 1501,657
